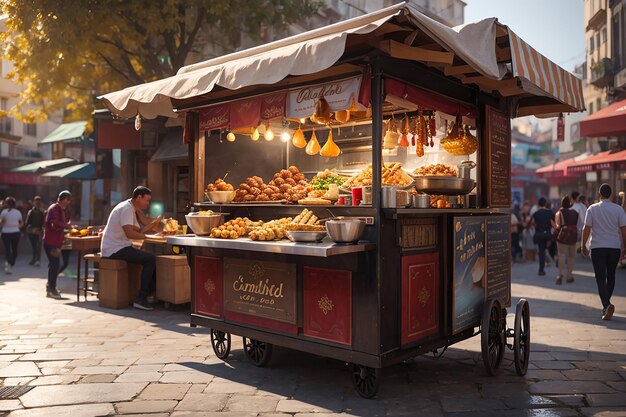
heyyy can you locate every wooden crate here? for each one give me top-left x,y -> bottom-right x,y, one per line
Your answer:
99,259 -> 141,309
156,255 -> 191,304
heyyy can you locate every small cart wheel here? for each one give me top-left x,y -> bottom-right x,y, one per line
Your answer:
481,298 -> 505,376
351,364 -> 381,399
210,329 -> 231,360
242,337 -> 273,367
513,298 -> 531,376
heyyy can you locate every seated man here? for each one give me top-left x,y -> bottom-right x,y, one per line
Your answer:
101,186 -> 162,310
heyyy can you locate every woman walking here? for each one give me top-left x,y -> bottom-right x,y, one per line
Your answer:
25,196 -> 45,266
0,197 -> 24,274
554,196 -> 579,284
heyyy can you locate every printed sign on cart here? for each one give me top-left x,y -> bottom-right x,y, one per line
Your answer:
223,258 -> 296,324
452,216 -> 486,334
286,76 -> 364,119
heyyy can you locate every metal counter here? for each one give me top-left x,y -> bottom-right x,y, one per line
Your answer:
166,235 -> 375,257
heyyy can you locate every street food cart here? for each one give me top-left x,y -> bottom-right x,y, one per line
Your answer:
100,3 -> 584,397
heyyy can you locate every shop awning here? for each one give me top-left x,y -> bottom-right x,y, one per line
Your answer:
99,3 -> 583,120
535,155 -> 587,178
150,127 -> 188,163
11,157 -> 76,173
41,121 -> 88,144
567,149 -> 626,174
579,98 -> 626,137
41,162 -> 96,179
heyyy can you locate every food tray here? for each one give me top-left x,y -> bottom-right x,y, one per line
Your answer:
339,181 -> 414,193
286,230 -> 327,242
413,176 -> 476,195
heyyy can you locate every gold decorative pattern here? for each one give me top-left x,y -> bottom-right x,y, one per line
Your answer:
318,294 -> 334,315
248,263 -> 265,279
204,279 -> 216,296
418,286 -> 430,307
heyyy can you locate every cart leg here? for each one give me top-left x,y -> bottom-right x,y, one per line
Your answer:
351,364 -> 381,399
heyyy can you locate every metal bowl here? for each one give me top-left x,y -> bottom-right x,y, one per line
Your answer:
413,176 -> 476,195
205,190 -> 235,203
184,213 -> 225,235
286,230 -> 327,242
325,219 -> 365,243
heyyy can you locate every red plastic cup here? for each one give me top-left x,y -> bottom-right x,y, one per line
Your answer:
352,187 -> 363,206
337,196 -> 345,205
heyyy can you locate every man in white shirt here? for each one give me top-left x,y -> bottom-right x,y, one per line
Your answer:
101,186 -> 162,310
570,191 -> 587,244
581,184 -> 626,321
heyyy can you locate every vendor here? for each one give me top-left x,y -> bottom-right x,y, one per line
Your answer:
100,186 -> 162,311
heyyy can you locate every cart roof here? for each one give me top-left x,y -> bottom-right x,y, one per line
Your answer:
99,2 -> 583,120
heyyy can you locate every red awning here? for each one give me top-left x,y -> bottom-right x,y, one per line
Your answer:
535,156 -> 581,178
567,149 -> 626,174
580,98 -> 626,137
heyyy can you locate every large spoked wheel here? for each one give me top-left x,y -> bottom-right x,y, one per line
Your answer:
351,364 -> 381,399
242,337 -> 273,367
513,298 -> 531,376
210,329 -> 231,360
481,298 -> 505,376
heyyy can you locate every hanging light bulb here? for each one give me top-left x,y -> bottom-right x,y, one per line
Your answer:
264,124 -> 274,141
280,130 -> 291,143
251,128 -> 260,141
134,114 -> 142,131
226,132 -> 236,142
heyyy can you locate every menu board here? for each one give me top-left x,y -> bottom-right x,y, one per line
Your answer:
223,258 -> 297,324
486,216 -> 511,307
452,217 -> 486,334
486,106 -> 511,208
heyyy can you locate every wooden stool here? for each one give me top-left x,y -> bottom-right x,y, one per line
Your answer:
156,255 -> 190,306
99,259 -> 142,309
79,253 -> 102,301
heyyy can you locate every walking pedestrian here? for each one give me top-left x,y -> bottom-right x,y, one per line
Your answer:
510,209 -> 522,262
581,184 -> 626,320
25,196 -> 45,266
554,196 -> 578,285
43,190 -> 72,299
571,191 -> 587,250
0,197 -> 23,274
101,186 -> 162,311
532,197 -> 554,276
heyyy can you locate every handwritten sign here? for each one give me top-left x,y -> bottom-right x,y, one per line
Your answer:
223,258 -> 296,324
452,216 -> 486,334
486,216 -> 511,307
486,106 -> 511,208
286,76 -> 363,119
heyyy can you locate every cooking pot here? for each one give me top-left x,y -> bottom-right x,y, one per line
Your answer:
457,160 -> 476,179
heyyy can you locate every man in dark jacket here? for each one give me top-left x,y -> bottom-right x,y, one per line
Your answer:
25,196 -> 45,266
43,191 -> 72,299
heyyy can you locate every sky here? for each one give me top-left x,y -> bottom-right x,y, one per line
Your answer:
464,0 -> 585,72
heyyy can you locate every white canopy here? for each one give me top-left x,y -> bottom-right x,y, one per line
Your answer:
99,2 -> 583,119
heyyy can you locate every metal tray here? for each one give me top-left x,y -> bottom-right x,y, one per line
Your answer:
286,230 -> 327,242
413,176 -> 476,195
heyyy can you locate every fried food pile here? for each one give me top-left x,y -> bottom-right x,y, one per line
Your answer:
205,178 -> 234,192
342,162 -> 413,188
413,164 -> 457,177
233,166 -> 310,202
283,208 -> 325,231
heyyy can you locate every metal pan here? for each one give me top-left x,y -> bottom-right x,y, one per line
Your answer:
413,176 -> 476,195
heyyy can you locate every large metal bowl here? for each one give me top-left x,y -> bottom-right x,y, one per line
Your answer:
413,176 -> 476,195
184,213 -> 225,235
325,219 -> 365,243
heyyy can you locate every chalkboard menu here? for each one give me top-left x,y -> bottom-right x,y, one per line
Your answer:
486,216 -> 511,307
486,106 -> 511,208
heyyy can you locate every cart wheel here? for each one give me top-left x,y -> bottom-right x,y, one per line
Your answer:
210,329 -> 231,360
242,337 -> 273,367
481,298 -> 505,376
351,364 -> 381,399
513,298 -> 531,376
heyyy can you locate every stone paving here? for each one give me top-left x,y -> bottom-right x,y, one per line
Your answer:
0,255 -> 624,417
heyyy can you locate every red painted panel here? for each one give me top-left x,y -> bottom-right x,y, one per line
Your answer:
303,267 -> 352,345
224,311 -> 298,335
97,120 -> 141,150
194,256 -> 223,317
401,253 -> 440,346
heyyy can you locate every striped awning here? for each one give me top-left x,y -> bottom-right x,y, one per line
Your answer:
509,30 -> 584,117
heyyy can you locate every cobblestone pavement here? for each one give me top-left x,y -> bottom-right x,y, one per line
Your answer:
0,255 -> 624,417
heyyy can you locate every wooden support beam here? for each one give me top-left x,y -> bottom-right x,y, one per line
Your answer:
498,87 -> 525,97
461,76 -> 519,94
378,40 -> 454,65
496,24 -> 508,38
403,30 -> 419,45
444,64 -> 478,76
370,23 -> 413,38
496,47 -> 511,61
